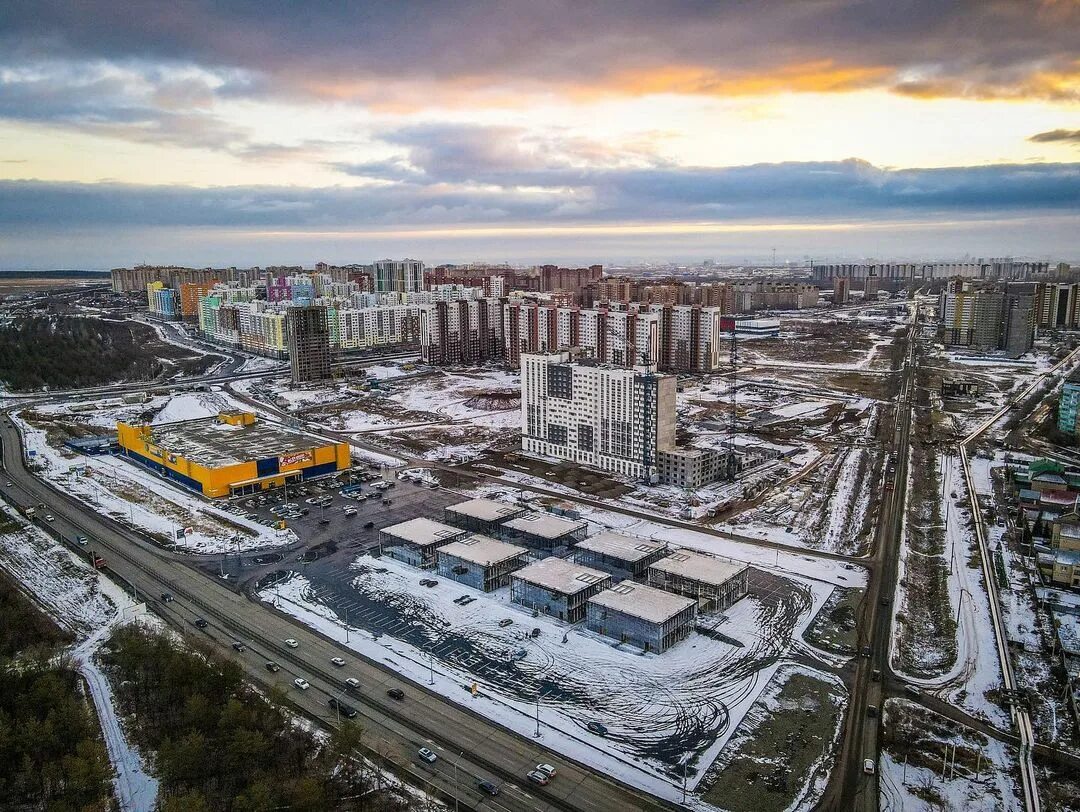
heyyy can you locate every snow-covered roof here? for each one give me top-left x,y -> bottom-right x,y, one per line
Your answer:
437,534 -> 528,566
503,512 -> 586,540
511,557 -> 610,595
649,551 -> 747,587
379,518 -> 466,548
574,532 -> 667,563
587,582 -> 695,624
445,498 -> 525,523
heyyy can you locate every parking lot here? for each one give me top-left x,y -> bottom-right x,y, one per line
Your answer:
207,465 -> 468,584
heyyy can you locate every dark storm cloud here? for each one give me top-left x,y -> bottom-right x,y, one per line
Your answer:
1,160 -> 1076,230
1,1 -> 1077,104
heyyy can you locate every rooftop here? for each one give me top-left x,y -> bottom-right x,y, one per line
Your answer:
437,534 -> 528,567
574,532 -> 667,563
124,413 -> 329,467
649,550 -> 748,586
380,518 -> 466,548
503,512 -> 587,540
587,581 -> 695,624
511,557 -> 610,595
445,498 -> 525,523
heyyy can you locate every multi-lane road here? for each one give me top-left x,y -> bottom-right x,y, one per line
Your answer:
0,418 -> 669,812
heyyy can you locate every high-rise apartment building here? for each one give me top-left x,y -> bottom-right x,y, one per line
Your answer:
1058,371 -> 1080,435
373,259 -> 425,293
1034,282 -> 1080,330
649,304 -> 724,373
832,277 -> 851,305
521,352 -> 675,481
504,303 -> 659,369
938,279 -> 1036,357
286,305 -> 333,383
420,299 -> 505,365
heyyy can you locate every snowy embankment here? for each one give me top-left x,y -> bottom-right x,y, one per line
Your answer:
0,504 -> 159,811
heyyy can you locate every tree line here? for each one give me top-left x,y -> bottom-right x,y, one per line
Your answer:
0,573 -> 113,810
102,625 -> 428,812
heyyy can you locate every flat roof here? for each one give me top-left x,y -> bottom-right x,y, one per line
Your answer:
587,582 -> 695,624
132,415 -> 329,467
574,532 -> 667,563
437,534 -> 528,567
445,498 -> 525,523
380,518 -> 466,548
649,551 -> 747,586
503,512 -> 586,540
512,557 -> 610,595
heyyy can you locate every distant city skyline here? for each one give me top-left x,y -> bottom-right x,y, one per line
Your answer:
1,1 -> 1077,265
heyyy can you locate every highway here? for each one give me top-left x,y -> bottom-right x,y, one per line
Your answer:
0,417 -> 670,812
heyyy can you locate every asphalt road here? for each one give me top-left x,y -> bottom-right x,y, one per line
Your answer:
0,418 -> 669,812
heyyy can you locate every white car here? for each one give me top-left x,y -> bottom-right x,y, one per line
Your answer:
417,747 -> 437,764
293,678 -> 310,690
345,677 -> 360,689
535,763 -> 557,778
863,759 -> 876,775
330,657 -> 346,667
284,638 -> 299,648
44,514 -> 55,522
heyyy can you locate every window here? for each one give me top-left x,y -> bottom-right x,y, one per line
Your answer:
548,424 -> 568,445
578,424 -> 594,451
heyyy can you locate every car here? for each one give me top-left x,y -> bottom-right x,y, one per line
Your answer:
44,514 -> 55,522
328,697 -> 358,718
904,684 -> 921,697
867,704 -> 878,718
863,759 -> 876,775
880,596 -> 891,606
4,481 -> 11,487
343,507 -> 357,517
386,688 -> 405,700
860,645 -> 872,658
330,657 -> 346,667
382,499 -> 392,505
535,763 -> 557,778
194,618 -> 208,628
232,641 -> 245,652
417,747 -> 437,764
364,521 -> 375,529
293,678 -> 310,690
429,483 -> 440,489
498,618 -> 514,628
587,721 -> 608,736
160,592 -> 174,602
478,781 -> 500,796
871,669 -> 882,682
284,638 -> 299,648
318,518 -> 331,526
265,661 -> 280,672
527,770 -> 550,786
345,677 -> 360,689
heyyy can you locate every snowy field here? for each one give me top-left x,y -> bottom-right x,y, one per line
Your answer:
258,546 -> 850,804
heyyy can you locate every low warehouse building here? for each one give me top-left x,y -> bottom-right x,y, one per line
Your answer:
647,550 -> 750,611
436,535 -> 529,591
501,512 -> 588,552
572,532 -> 669,579
379,518 -> 468,568
586,582 -> 697,653
510,557 -> 611,623
116,410 -> 350,498
444,498 -> 527,535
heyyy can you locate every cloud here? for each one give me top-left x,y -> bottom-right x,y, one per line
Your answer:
1,1 -> 1077,112
1,160 -> 1076,232
1029,128 -> 1080,145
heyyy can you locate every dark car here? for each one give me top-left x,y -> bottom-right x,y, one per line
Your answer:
318,518 -> 331,526
232,641 -> 246,652
386,688 -> 405,701
265,661 -> 280,672
364,521 -> 375,529
160,592 -> 174,603
194,618 -> 208,628
478,781 -> 500,797
328,698 -> 358,719
586,721 -> 608,736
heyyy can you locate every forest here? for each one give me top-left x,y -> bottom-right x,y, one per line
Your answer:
0,315 -> 217,391
102,625 -> 427,811
0,573 -> 114,809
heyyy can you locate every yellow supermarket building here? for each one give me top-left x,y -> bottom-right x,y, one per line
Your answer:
116,410 -> 350,498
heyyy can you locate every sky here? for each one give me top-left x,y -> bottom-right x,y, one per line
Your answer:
1,0 -> 1078,268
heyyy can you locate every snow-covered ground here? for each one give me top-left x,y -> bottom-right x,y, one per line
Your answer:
259,546 -> 848,804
